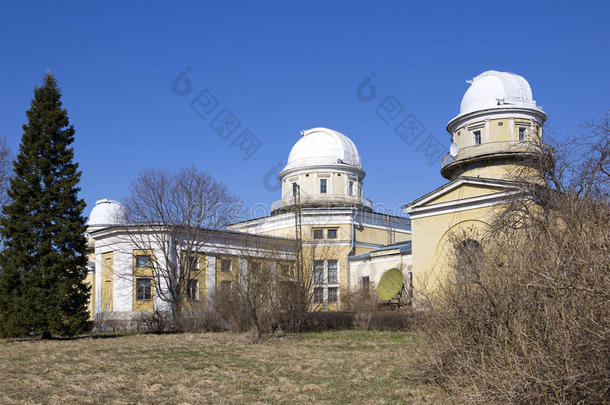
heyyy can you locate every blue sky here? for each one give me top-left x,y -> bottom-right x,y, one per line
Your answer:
0,1 -> 608,220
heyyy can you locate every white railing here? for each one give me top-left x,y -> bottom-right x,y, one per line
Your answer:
271,195 -> 373,211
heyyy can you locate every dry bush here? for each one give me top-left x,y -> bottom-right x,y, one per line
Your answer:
416,114 -> 610,404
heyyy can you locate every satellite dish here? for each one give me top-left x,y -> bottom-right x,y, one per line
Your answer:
449,142 -> 459,157
377,268 -> 404,301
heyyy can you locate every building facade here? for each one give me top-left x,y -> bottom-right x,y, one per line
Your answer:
85,69 -> 546,321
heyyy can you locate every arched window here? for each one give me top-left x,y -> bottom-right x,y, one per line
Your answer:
454,239 -> 483,282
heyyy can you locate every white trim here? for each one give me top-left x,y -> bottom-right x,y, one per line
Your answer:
408,192 -> 522,219
403,177 -> 517,211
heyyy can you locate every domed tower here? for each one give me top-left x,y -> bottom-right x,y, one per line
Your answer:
441,70 -> 546,181
272,127 -> 371,213
87,199 -> 126,231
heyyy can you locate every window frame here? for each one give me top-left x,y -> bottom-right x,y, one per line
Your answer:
319,178 -> 327,194
327,287 -> 338,303
135,254 -> 153,268
473,130 -> 482,145
313,287 -> 324,303
518,126 -> 528,141
313,229 -> 324,240
187,279 -> 199,301
220,258 -> 232,273
313,260 -> 325,284
136,278 -> 152,301
327,260 -> 338,284
327,229 -> 338,239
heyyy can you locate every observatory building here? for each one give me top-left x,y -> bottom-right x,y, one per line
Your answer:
84,69 -> 545,323
402,70 -> 546,290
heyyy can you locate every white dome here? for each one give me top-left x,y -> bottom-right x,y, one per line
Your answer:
281,127 -> 361,174
87,199 -> 126,228
460,70 -> 537,115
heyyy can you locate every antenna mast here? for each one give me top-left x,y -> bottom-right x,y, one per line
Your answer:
293,184 -> 304,281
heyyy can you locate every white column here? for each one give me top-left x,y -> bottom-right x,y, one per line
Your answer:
485,119 -> 490,142
206,255 -> 216,307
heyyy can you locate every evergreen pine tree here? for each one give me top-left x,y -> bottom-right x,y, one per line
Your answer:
0,73 -> 92,337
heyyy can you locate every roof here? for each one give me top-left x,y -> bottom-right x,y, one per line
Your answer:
459,70 -> 538,116
280,127 -> 362,175
350,241 -> 412,261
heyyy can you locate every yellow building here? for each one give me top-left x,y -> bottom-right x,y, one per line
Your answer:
402,70 -> 546,292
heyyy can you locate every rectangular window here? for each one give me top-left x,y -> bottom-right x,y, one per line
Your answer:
313,229 -> 324,239
361,276 -> 370,294
187,279 -> 199,301
187,256 -> 198,270
319,178 -> 327,194
327,287 -> 338,303
473,130 -> 482,145
327,229 -> 337,239
518,127 -> 528,141
313,261 -> 324,284
327,260 -> 338,283
292,182 -> 298,197
220,280 -> 232,296
249,262 -> 261,275
313,287 -> 324,303
348,180 -> 354,196
220,259 -> 232,273
280,263 -> 293,278
135,255 -> 152,268
136,278 -> 152,301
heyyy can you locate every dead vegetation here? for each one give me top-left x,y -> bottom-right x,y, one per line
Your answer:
415,113 -> 610,404
0,330 -> 437,404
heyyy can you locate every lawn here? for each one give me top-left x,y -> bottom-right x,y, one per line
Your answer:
0,330 -> 439,404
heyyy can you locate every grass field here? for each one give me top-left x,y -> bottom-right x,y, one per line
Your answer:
0,330 -> 438,404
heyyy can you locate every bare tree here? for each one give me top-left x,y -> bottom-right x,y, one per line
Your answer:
121,165 -> 240,328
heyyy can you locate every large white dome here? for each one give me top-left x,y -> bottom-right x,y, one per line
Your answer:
87,199 -> 126,229
281,127 -> 361,174
459,70 -> 537,115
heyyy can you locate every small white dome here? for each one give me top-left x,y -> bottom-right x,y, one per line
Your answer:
460,70 -> 537,115
87,199 -> 126,228
281,127 -> 361,174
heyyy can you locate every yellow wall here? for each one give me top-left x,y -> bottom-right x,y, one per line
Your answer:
132,249 -> 154,312
101,252 -> 113,312
410,202 -> 503,294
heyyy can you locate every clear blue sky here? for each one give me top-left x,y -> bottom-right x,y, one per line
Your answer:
1,1 -> 608,220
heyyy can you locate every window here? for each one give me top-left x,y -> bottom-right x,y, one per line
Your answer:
313,287 -> 324,303
327,287 -> 338,303
361,276 -> 370,294
313,229 -> 324,239
319,178 -> 327,194
220,259 -> 232,273
348,180 -> 354,196
249,261 -> 261,275
187,279 -> 199,301
292,182 -> 298,197
135,255 -> 152,268
327,229 -> 337,239
313,260 -> 324,284
280,263 -> 293,278
518,127 -> 528,141
136,278 -> 152,300
187,256 -> 198,270
473,130 -> 482,145
455,239 -> 483,282
327,260 -> 338,283
498,121 -> 503,126
220,280 -> 232,296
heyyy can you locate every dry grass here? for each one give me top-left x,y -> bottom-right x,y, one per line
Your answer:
0,330 -> 438,404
